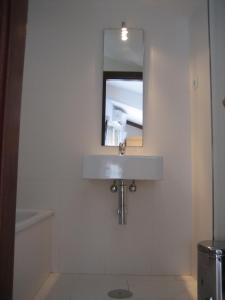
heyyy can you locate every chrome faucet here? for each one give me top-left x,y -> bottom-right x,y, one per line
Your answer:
119,140 -> 126,155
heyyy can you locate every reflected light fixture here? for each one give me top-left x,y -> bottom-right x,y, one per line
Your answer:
121,22 -> 128,41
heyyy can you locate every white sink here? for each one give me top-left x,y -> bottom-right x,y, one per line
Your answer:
83,155 -> 163,180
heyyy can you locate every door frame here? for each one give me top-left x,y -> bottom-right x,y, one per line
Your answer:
209,0 -> 225,240
0,0 -> 28,298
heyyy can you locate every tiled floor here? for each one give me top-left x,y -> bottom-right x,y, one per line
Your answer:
34,273 -> 197,300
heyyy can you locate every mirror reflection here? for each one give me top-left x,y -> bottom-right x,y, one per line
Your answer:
102,28 -> 144,146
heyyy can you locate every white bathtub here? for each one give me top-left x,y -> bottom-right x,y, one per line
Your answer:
13,209 -> 54,300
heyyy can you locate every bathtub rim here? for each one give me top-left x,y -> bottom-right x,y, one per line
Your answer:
15,209 -> 54,233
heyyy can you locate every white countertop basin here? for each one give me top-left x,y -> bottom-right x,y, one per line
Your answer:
83,155 -> 163,180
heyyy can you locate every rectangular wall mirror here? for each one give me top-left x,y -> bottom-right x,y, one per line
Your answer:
102,28 -> 144,147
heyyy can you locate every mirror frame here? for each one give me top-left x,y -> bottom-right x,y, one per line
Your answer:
101,71 -> 143,146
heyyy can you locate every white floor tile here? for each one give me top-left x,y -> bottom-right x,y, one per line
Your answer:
34,273 -> 197,300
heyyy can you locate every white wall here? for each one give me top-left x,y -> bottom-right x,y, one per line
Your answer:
17,0 -> 192,275
189,1 -> 213,277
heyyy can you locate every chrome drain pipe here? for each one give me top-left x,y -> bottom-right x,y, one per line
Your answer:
110,180 -> 136,225
118,180 -> 127,225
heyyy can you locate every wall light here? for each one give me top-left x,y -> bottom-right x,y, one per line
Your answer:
121,22 -> 128,41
